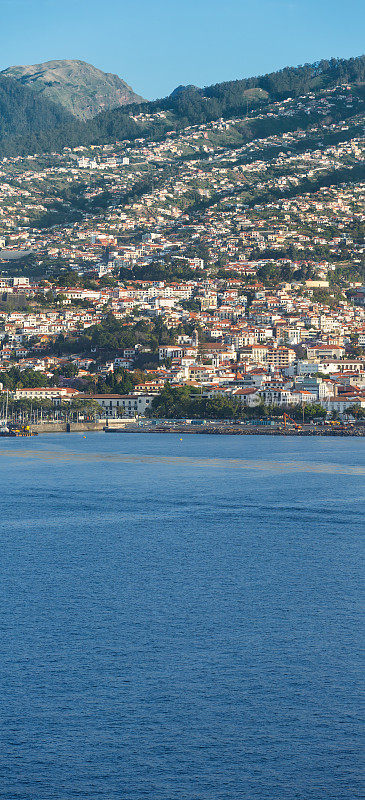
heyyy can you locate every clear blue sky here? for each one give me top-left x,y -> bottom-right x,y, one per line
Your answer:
0,0 -> 363,99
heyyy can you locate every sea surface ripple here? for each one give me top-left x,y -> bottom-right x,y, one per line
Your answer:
0,432 -> 363,800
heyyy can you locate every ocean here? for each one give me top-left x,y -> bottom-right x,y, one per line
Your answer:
0,432 -> 363,800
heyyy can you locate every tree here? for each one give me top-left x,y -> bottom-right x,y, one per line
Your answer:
58,362 -> 78,378
349,404 -> 365,419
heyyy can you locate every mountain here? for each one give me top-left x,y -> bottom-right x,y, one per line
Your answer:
0,55 -> 364,157
1,59 -> 145,120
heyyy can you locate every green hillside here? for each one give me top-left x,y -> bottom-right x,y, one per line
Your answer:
91,55 -> 365,140
0,75 -> 85,155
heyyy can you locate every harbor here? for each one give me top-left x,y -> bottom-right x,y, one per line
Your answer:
1,415 -> 364,437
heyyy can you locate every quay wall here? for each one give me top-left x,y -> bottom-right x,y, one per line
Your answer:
31,419 -> 133,433
31,422 -> 104,433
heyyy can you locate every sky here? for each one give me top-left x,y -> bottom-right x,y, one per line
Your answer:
0,0 -> 364,99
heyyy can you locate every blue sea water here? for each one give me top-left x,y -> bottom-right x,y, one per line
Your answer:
0,432 -> 363,800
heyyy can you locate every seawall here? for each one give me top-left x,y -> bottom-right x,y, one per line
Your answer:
31,422 -> 105,433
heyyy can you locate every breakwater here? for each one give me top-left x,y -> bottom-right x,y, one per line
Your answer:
106,423 -> 365,437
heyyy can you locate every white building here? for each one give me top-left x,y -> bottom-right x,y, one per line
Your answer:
88,393 -> 155,418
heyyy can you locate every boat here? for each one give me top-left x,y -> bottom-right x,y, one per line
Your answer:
0,422 -> 37,437
0,391 -> 38,436
0,423 -> 16,437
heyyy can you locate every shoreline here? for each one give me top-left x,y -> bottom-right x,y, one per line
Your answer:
24,421 -> 365,437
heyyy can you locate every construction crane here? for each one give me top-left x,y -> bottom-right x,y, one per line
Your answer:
283,413 -> 302,430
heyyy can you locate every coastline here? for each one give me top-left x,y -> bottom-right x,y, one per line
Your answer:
26,421 -> 365,436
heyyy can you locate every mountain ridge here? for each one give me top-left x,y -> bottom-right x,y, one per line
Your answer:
0,54 -> 364,157
1,59 -> 145,120
87,55 -> 365,148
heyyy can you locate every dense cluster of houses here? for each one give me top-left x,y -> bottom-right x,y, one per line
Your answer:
1,274 -> 364,417
0,81 -> 364,419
